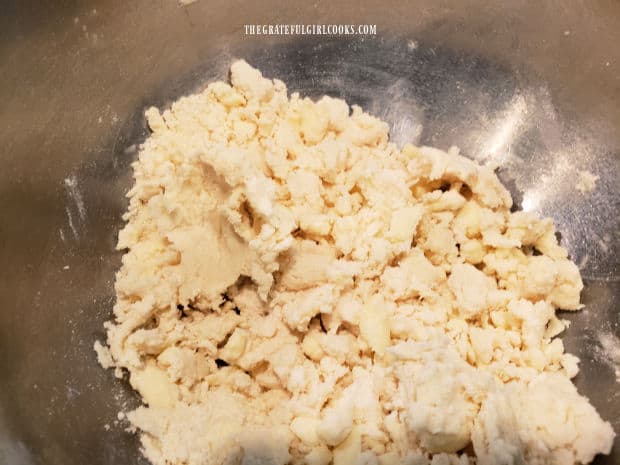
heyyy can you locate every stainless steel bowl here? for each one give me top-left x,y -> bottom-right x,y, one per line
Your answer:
1,1 -> 618,464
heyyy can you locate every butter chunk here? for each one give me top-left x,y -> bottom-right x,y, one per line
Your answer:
290,416 -> 320,445
332,426 -> 362,465
388,205 -> 424,243
359,294 -> 391,356
129,361 -> 177,409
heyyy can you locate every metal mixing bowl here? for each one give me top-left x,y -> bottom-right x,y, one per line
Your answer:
1,1 -> 619,464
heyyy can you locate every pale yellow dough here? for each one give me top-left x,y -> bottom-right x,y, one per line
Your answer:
99,60 -> 615,465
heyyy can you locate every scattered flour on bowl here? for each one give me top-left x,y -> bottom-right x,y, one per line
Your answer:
64,175 -> 86,220
597,331 -> 620,382
96,60 -> 615,465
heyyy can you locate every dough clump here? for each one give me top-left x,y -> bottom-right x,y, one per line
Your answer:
99,60 -> 615,465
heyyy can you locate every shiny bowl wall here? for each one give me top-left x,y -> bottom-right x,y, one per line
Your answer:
1,1 -> 619,464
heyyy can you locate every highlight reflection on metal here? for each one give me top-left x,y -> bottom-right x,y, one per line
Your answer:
0,1 -> 618,465
480,95 -> 529,164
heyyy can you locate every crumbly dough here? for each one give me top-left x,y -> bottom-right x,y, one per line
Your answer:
98,60 -> 615,465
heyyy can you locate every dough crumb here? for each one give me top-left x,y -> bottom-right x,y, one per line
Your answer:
94,340 -> 114,369
407,40 -> 419,50
576,169 -> 599,193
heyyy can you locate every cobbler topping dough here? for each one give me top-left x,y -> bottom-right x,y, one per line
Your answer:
99,60 -> 615,465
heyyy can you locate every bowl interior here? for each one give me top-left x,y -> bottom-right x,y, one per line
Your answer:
1,2 -> 619,464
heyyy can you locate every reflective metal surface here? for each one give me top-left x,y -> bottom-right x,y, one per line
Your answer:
1,1 -> 618,464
